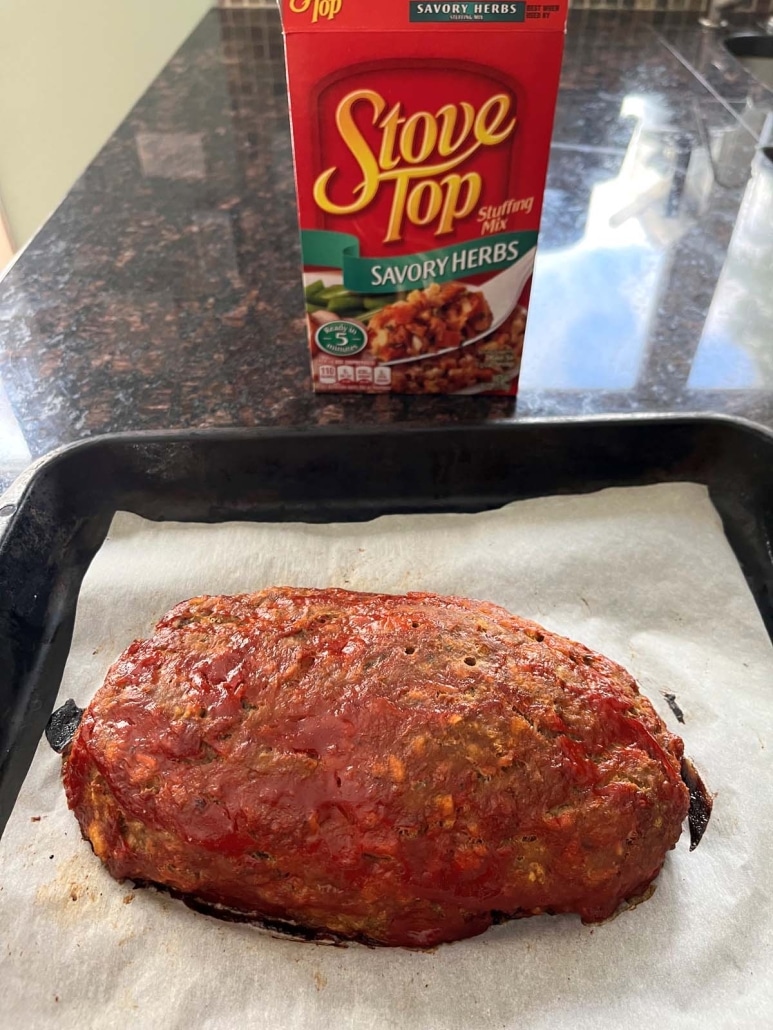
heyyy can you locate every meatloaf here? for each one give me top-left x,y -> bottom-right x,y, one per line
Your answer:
60,588 -> 699,948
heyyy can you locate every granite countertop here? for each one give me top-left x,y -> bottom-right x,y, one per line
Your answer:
0,8 -> 771,493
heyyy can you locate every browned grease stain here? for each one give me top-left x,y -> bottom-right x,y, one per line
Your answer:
123,894 -> 135,905
313,971 -> 328,991
35,852 -> 103,923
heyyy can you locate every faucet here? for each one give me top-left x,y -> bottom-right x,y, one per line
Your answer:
698,0 -> 747,29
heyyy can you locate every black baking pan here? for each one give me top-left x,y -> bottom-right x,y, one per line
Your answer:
1,413 -> 772,839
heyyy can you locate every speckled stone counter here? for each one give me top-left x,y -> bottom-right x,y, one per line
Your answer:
0,8 -> 771,493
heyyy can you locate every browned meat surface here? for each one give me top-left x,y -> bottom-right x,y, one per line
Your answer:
62,588 -> 693,947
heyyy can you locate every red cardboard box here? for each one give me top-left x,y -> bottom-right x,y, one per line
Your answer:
279,1 -> 568,394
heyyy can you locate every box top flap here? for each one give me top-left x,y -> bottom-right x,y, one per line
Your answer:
278,0 -> 568,34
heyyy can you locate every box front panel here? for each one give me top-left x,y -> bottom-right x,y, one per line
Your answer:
281,3 -> 566,394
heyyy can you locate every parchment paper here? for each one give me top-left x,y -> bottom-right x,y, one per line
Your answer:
2,484 -> 772,1030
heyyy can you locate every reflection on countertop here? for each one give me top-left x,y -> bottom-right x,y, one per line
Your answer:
523,86 -> 769,402
689,144 -> 773,390
0,9 -> 772,492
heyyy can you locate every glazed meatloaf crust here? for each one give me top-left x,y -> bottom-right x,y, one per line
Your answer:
61,588 -> 700,948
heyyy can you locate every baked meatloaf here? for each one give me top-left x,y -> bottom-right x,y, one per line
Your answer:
58,588 -> 707,948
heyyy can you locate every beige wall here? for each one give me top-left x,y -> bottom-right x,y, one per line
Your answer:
0,0 -> 212,250
0,198 -> 13,267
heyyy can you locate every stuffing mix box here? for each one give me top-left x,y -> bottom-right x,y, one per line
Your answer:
279,1 -> 568,395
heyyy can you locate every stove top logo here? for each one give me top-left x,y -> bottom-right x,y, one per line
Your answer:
289,0 -> 343,23
313,89 -> 517,243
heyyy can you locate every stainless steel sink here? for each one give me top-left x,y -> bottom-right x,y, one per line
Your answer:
724,34 -> 773,90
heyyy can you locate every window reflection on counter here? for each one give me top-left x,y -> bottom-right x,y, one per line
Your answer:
688,146 -> 773,391
521,93 -> 714,393
0,376 -> 32,476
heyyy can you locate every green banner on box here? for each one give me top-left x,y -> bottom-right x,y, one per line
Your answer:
301,229 -> 538,294
408,2 -> 526,23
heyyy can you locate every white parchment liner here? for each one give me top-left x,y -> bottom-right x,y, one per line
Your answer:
1,483 -> 771,1029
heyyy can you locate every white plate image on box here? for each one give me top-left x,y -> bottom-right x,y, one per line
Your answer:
1,483 -> 772,1029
